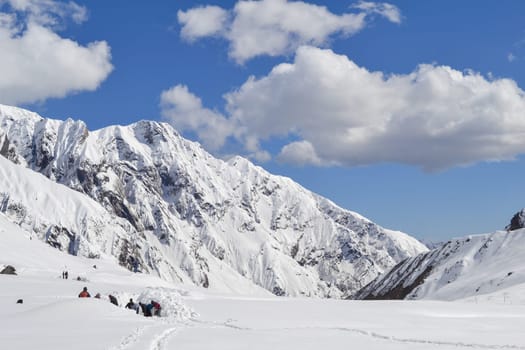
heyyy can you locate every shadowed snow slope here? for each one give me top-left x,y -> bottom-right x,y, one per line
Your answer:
357,229 -> 525,301
0,103 -> 427,298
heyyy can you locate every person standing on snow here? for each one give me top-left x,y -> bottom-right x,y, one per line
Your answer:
78,287 -> 91,298
151,300 -> 161,316
139,302 -> 151,317
109,294 -> 119,306
126,299 -> 140,314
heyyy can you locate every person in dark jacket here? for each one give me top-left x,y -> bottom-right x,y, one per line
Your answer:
78,287 -> 90,298
109,294 -> 119,306
139,302 -> 151,317
125,298 -> 139,314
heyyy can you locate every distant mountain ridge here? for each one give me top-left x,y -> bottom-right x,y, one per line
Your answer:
0,104 -> 427,298
356,225 -> 525,301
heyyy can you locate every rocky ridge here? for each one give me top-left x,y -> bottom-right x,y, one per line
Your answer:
356,224 -> 525,301
0,104 -> 427,298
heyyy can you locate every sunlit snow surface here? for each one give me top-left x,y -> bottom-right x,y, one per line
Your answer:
1,214 -> 525,350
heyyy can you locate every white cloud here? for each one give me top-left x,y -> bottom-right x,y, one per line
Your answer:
2,0 -> 88,26
508,52 -> 516,62
162,46 -> 525,171
0,0 -> 113,105
160,85 -> 234,151
250,150 -> 272,162
278,140 -> 324,165
352,1 -> 401,24
178,0 -> 401,63
178,5 -> 228,42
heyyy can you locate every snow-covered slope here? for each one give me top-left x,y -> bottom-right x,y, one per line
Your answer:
0,217 -> 525,350
0,104 -> 427,297
0,153 -> 136,259
356,229 -> 525,300
1,219 -> 525,350
0,140 -> 271,297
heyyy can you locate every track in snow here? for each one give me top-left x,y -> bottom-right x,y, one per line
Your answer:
333,327 -> 525,350
190,319 -> 525,350
107,326 -> 147,350
107,323 -> 178,350
149,326 -> 178,350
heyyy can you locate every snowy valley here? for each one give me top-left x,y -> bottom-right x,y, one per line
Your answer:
2,210 -> 525,349
1,104 -> 525,349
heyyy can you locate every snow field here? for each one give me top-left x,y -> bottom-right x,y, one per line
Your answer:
180,296 -> 525,350
0,215 -> 195,350
2,216 -> 525,349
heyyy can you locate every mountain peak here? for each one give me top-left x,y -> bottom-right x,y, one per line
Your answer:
506,209 -> 525,231
0,104 -> 428,298
0,104 -> 43,123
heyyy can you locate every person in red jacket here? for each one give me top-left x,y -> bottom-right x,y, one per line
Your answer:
78,287 -> 91,298
151,300 -> 161,316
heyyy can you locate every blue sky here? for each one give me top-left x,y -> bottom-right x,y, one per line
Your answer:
1,0 -> 525,241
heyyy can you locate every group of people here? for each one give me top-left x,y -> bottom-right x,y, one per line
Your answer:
126,298 -> 161,317
78,287 -> 117,305
78,287 -> 161,317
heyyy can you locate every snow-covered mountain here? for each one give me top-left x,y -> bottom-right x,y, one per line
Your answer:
356,227 -> 525,300
0,104 -> 427,298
